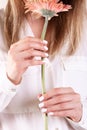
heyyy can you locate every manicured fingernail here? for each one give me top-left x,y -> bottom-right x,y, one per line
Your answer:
39,96 -> 44,101
44,46 -> 48,51
43,40 -> 48,44
41,108 -> 47,113
39,102 -> 44,108
45,53 -> 49,57
42,58 -> 49,63
48,112 -> 54,116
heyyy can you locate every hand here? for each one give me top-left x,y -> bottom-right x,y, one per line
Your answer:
6,36 -> 48,84
38,87 -> 82,122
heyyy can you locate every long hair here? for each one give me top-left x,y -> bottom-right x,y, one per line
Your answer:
4,0 -> 86,55
4,0 -> 25,47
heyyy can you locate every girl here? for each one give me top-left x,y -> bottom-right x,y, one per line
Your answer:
0,0 -> 87,130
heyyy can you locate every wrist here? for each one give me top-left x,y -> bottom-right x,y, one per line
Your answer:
68,113 -> 82,123
6,72 -> 22,85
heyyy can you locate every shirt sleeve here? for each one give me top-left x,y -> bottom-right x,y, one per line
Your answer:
0,9 -> 21,112
66,99 -> 87,130
0,62 -> 21,112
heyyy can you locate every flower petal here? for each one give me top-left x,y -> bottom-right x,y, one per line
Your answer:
25,0 -> 71,19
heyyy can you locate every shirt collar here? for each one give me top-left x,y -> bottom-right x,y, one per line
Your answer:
19,18 -> 34,40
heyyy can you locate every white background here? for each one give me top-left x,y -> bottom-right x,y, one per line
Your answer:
0,0 -> 7,9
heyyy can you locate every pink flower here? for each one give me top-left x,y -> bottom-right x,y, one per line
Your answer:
25,0 -> 71,19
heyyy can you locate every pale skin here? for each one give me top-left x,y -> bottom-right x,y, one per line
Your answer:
6,36 -> 48,84
6,0 -> 82,123
38,87 -> 82,122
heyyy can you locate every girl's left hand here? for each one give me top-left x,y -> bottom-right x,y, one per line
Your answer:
38,87 -> 82,122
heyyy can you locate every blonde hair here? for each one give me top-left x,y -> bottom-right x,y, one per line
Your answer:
4,0 -> 86,55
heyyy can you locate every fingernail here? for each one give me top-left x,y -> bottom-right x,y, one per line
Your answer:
44,46 -> 48,51
45,53 -> 49,57
48,112 -> 54,116
34,56 -> 41,60
41,108 -> 47,113
42,58 -> 48,63
43,40 -> 48,44
39,102 -> 44,108
39,96 -> 44,101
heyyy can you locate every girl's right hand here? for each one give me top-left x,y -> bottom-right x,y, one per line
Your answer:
6,36 -> 48,85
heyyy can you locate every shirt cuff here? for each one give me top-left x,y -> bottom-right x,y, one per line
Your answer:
66,100 -> 87,130
77,101 -> 87,128
0,65 -> 21,95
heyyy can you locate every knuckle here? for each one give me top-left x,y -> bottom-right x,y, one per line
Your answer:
47,108 -> 51,113
62,111 -> 67,117
30,60 -> 40,66
56,88 -> 64,93
40,44 -> 44,50
29,49 -> 34,57
59,103 -> 65,109
58,96 -> 63,102
68,87 -> 74,91
36,60 -> 42,65
44,93 -> 49,100
44,101 -> 48,107
28,60 -> 33,66
75,93 -> 81,100
8,50 -> 15,59
10,44 -> 15,50
9,44 -> 17,56
10,43 -> 18,50
29,50 -> 32,56
28,43 -> 32,48
53,88 -> 58,94
47,106 -> 54,112
41,52 -> 45,57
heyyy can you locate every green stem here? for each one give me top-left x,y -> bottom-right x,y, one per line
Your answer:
41,16 -> 48,41
41,16 -> 49,130
41,16 -> 49,94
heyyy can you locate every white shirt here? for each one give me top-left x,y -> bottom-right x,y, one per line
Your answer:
0,9 -> 87,130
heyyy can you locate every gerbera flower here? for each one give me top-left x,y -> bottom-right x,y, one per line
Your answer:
25,0 -> 71,20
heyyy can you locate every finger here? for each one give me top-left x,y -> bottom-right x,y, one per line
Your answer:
48,108 -> 82,122
48,109 -> 75,118
39,88 -> 74,101
38,94 -> 42,99
23,36 -> 48,45
18,49 -> 48,59
13,38 -> 48,52
40,101 -> 80,113
22,59 -> 45,68
39,94 -> 76,108
39,93 -> 81,108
